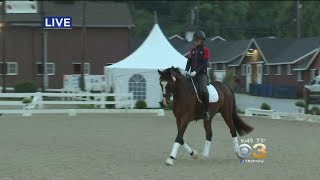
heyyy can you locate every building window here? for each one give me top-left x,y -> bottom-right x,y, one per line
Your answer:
7,62 -> 18,75
1,62 -> 18,75
46,63 -> 55,75
213,64 -> 217,71
216,64 -> 222,70
276,65 -> 281,75
73,63 -> 80,74
128,74 -> 146,100
216,64 -> 227,70
246,65 -> 251,74
241,64 -> 246,75
246,48 -> 254,56
0,62 -> 6,74
287,64 -> 293,75
258,64 -> 262,74
264,65 -> 270,75
37,62 -> 55,75
72,63 -> 90,75
297,71 -> 304,81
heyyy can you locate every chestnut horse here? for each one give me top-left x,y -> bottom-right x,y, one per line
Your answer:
158,67 -> 254,166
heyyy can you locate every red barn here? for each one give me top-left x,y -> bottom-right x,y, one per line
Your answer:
0,1 -> 134,90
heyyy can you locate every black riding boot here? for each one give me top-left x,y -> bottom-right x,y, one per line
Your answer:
203,94 -> 210,121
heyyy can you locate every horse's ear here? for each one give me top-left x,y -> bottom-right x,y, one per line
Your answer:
157,69 -> 162,75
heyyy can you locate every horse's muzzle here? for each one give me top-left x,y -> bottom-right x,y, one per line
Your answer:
161,94 -> 170,107
162,98 -> 168,107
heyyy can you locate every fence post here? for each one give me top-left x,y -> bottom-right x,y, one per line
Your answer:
303,88 -> 309,114
93,95 -> 97,109
244,108 -> 253,116
114,92 -> 118,109
38,92 -> 44,109
157,109 -> 164,116
30,92 -> 41,109
100,94 -> 105,109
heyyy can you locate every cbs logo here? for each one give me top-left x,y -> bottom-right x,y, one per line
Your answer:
237,143 -> 267,159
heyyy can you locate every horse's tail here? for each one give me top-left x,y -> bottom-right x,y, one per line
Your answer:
227,85 -> 254,136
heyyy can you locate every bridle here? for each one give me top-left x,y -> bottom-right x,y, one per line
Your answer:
160,75 -> 176,100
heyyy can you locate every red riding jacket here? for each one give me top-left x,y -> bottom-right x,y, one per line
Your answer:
185,44 -> 210,74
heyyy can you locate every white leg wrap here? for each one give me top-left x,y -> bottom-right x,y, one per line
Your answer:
183,143 -> 193,154
202,140 -> 211,158
170,142 -> 180,159
233,137 -> 239,153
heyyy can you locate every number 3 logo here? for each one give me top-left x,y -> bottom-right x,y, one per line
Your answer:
237,143 -> 267,159
252,143 -> 267,159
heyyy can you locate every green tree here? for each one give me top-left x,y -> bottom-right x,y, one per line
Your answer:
126,1 -> 320,39
130,8 -> 154,37
274,1 -> 296,38
301,1 -> 320,37
245,1 -> 281,37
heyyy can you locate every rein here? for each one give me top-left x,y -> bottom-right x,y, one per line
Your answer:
172,74 -> 203,103
190,77 -> 203,103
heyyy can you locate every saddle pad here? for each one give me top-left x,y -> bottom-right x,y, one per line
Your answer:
207,84 -> 219,102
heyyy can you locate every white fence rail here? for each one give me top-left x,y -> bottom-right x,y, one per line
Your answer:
245,108 -> 280,119
244,107 -> 320,123
0,92 -> 165,117
0,109 -> 165,117
0,92 -> 134,110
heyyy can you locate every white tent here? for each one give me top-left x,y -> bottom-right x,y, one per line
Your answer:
105,23 -> 187,108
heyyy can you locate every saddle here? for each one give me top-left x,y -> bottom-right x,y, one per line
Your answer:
191,79 -> 219,103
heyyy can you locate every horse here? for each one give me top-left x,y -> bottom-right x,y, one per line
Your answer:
157,66 -> 254,166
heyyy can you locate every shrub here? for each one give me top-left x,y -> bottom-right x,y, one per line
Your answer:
295,100 -> 306,108
22,97 -> 32,104
222,70 -> 235,90
14,81 -> 38,93
135,99 -> 147,109
309,106 -> 320,115
260,102 -> 271,110
106,96 -> 115,109
78,104 -> 95,109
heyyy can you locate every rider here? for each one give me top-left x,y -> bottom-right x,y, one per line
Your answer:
185,30 -> 210,120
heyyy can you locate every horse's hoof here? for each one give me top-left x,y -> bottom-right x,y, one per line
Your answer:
191,150 -> 199,159
165,158 -> 174,166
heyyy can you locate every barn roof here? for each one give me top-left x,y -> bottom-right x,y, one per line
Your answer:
208,39 -> 252,64
292,50 -> 320,70
255,37 -> 320,65
168,35 -> 187,51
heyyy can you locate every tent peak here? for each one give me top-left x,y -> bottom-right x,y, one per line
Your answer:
154,11 -> 158,24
